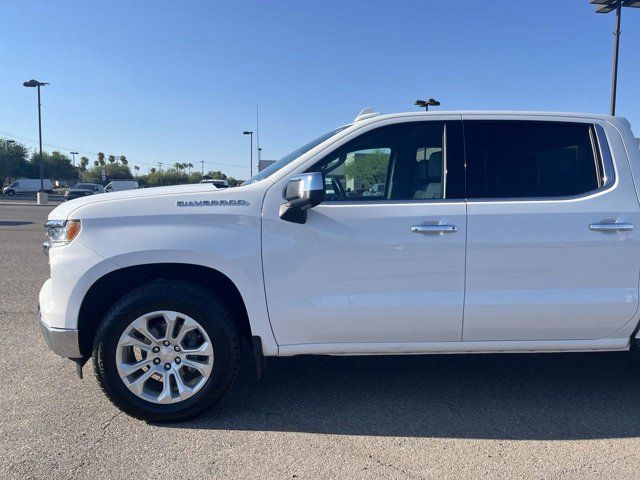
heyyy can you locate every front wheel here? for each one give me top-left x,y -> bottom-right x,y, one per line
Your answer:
93,281 -> 240,422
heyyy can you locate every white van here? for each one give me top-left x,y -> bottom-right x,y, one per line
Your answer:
104,180 -> 138,192
2,178 -> 52,195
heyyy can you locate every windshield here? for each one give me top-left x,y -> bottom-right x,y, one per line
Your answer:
242,125 -> 351,185
72,183 -> 94,189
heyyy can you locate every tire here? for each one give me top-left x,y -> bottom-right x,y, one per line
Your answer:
6,190 -> 15,196
92,280 -> 240,422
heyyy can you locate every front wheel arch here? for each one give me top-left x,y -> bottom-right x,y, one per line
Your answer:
77,263 -> 253,359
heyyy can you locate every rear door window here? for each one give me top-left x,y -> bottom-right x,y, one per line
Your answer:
465,121 -> 602,199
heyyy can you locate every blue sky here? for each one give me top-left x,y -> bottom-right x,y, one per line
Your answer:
1,0 -> 638,179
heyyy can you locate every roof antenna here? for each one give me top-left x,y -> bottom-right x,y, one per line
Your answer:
415,98 -> 440,111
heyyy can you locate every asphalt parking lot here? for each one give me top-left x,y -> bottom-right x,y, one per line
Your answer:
3,204 -> 640,479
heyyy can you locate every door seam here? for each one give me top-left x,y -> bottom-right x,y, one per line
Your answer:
461,200 -> 468,341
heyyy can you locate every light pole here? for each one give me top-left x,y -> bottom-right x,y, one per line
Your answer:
70,151 -> 79,182
23,79 -> 49,201
590,0 -> 640,115
243,131 -> 253,178
4,140 -> 15,188
414,98 -> 441,111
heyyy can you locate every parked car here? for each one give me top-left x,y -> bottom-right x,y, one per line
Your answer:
39,109 -> 640,422
105,180 -> 138,192
64,183 -> 105,201
200,179 -> 229,188
3,178 -> 52,195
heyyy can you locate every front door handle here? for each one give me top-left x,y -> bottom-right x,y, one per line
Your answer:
589,222 -> 634,232
411,225 -> 457,234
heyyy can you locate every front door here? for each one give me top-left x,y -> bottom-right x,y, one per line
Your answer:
462,118 -> 640,341
261,119 -> 468,347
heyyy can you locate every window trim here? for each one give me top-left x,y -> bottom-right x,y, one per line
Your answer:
464,120 -> 616,203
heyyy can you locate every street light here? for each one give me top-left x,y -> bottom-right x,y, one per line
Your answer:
23,79 -> 49,198
414,98 -> 441,111
70,151 -> 80,182
590,0 -> 640,115
243,131 -> 253,177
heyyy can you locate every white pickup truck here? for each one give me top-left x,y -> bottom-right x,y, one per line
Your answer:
39,109 -> 640,421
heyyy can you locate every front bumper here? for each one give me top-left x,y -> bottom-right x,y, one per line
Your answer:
38,308 -> 82,358
39,279 -> 82,358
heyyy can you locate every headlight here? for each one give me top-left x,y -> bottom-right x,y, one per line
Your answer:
45,219 -> 81,245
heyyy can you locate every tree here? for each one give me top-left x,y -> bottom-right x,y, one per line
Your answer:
83,164 -> 132,182
80,156 -> 90,170
0,138 -> 29,187
150,167 -> 156,174
174,162 -> 183,171
119,155 -> 128,166
343,150 -> 389,190
97,152 -> 105,166
134,165 -> 140,176
186,163 -> 193,174
108,155 -> 116,165
207,170 -> 227,180
27,150 -> 76,181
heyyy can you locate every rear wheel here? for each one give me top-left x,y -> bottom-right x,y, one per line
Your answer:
93,281 -> 240,422
6,189 -> 15,196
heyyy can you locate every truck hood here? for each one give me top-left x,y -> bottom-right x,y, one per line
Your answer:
49,183 -> 221,220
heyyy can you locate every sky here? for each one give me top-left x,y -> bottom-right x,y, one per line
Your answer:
1,0 -> 639,180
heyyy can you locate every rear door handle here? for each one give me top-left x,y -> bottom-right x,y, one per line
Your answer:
411,225 -> 457,234
589,222 -> 634,232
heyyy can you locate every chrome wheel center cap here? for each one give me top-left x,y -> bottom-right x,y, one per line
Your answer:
158,346 -> 176,364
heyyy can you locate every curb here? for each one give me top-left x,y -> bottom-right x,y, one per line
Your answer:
0,202 -> 62,207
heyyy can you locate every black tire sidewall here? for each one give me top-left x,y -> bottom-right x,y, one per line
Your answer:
94,282 -> 239,422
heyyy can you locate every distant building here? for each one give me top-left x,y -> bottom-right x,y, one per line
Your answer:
258,160 -> 276,172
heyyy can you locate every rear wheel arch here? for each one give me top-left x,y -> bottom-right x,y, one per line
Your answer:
77,263 -> 252,357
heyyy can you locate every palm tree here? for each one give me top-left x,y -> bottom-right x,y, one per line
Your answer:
174,162 -> 183,171
93,160 -> 99,167
80,157 -> 89,170
150,167 -> 157,174
186,163 -> 194,174
134,165 -> 140,176
97,152 -> 105,166
108,155 -> 116,165
120,155 -> 128,166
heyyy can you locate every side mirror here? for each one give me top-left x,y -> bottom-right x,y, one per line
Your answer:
279,172 -> 326,224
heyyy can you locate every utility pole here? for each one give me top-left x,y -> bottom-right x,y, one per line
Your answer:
589,0 -> 640,116
243,131 -> 253,178
611,0 -> 622,116
70,151 -> 79,182
256,105 -> 261,164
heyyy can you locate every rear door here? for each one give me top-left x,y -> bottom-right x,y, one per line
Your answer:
462,117 -> 640,341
